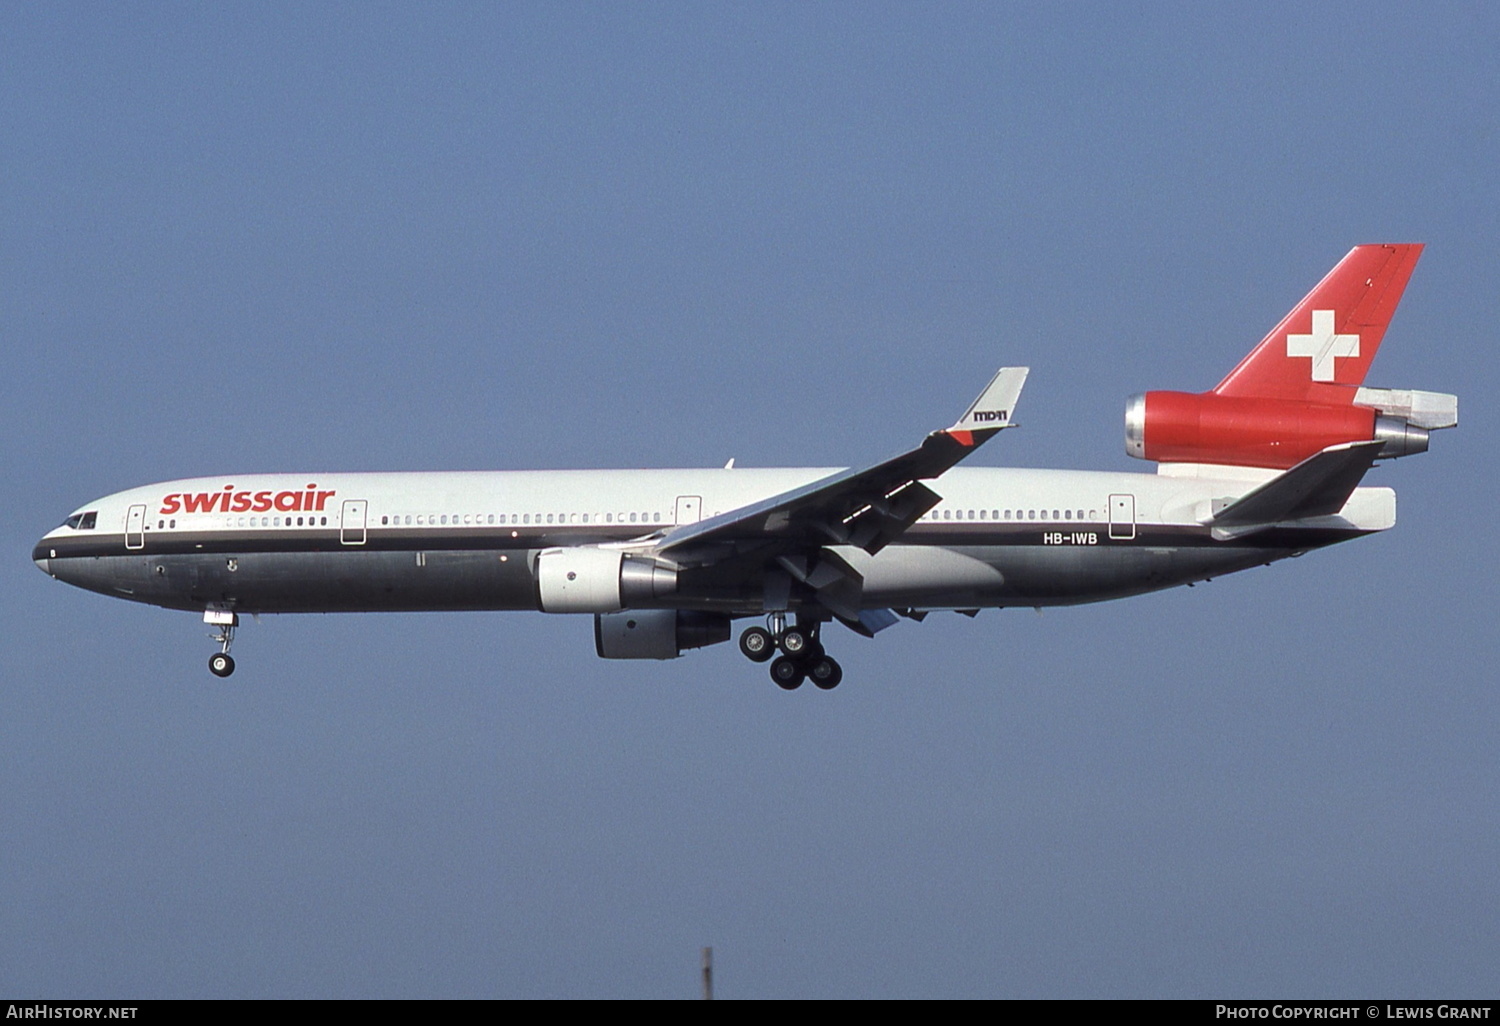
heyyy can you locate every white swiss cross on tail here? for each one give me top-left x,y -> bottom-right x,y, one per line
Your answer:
1285,309 -> 1360,382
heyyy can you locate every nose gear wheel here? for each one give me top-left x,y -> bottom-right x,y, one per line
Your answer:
205,610 -> 239,678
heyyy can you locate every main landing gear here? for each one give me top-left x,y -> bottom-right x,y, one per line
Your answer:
739,617 -> 843,691
205,610 -> 238,678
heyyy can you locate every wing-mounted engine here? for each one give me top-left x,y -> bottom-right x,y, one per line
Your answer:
534,547 -> 677,613
594,610 -> 731,659
1124,390 -> 1452,470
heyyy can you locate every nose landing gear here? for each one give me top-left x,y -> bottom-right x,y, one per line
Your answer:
740,618 -> 842,690
205,609 -> 238,678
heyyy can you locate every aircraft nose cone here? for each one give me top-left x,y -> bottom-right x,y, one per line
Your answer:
32,542 -> 53,577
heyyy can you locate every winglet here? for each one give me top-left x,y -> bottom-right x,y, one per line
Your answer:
946,367 -> 1029,446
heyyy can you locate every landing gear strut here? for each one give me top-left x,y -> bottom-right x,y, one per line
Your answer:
205,609 -> 238,678
739,618 -> 842,690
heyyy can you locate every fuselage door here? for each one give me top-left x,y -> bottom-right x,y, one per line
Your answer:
340,499 -> 368,545
1108,494 -> 1136,540
125,504 -> 146,550
675,495 -> 702,525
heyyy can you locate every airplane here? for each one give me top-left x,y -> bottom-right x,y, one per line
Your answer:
33,244 -> 1457,689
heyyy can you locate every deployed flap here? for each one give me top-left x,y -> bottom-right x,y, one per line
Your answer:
657,368 -> 1028,560
1210,440 -> 1384,530
836,608 -> 901,638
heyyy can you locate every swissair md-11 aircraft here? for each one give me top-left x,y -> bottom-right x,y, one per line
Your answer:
34,245 -> 1456,689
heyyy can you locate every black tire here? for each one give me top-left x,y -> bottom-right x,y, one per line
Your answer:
809,656 -> 843,690
770,656 -> 805,690
739,626 -> 775,663
209,653 -> 235,678
779,627 -> 812,656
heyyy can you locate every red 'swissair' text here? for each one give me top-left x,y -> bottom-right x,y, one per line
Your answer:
160,485 -> 336,516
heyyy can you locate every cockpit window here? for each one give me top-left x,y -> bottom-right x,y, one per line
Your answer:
64,511 -> 98,530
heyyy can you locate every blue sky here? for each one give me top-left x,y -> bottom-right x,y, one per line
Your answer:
3,2 -> 1497,998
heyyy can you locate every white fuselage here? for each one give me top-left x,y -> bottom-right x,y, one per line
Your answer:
34,465 -> 1393,616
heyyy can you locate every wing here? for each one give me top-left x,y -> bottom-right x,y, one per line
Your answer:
656,368 -> 1029,565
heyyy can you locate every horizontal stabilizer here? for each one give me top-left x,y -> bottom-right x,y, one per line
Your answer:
1210,440 -> 1384,532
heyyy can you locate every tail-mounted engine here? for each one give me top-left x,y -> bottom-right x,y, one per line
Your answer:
1125,388 -> 1456,470
535,547 -> 677,613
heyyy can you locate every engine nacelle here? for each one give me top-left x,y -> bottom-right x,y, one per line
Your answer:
593,610 -> 732,660
1125,391 -> 1428,469
535,547 -> 678,613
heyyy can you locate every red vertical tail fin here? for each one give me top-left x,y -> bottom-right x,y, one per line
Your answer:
1213,244 -> 1423,403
